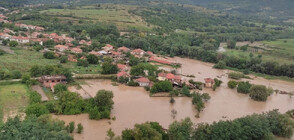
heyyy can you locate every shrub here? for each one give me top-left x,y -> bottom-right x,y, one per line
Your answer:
54,84 -> 67,94
11,70 -> 22,79
59,56 -> 68,63
43,52 -> 55,59
228,80 -> 238,89
9,41 -> 18,47
77,123 -> 83,134
25,103 -> 49,117
77,59 -> 89,67
89,107 -> 101,120
150,81 -> 173,94
249,85 -> 269,101
68,121 -> 75,133
128,80 -> 139,86
29,91 -> 41,104
228,72 -> 244,80
237,81 -> 252,94
213,61 -> 226,69
0,49 -> 5,55
21,74 -> 31,84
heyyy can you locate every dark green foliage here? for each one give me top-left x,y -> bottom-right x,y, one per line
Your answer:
130,63 -> 157,77
2,40 -> 8,46
77,59 -> 89,67
121,122 -> 163,140
25,103 -> 49,117
127,80 -> 139,86
59,56 -> 68,63
129,55 -> 140,66
249,85 -> 269,101
77,123 -> 83,134
192,92 -> 205,112
168,118 -> 193,140
181,85 -> 191,97
88,90 -> 114,120
122,129 -> 135,140
43,51 -> 56,59
0,49 -> 5,56
213,61 -> 226,69
86,54 -> 99,64
150,81 -> 173,94
213,78 -> 222,91
55,92 -> 86,115
227,80 -> 238,89
101,62 -> 118,74
21,74 -> 31,84
29,91 -> 41,104
89,107 -> 101,120
237,81 -> 252,94
191,110 -> 294,140
0,115 -> 72,140
227,40 -> 236,49
118,76 -> 129,84
68,121 -> 75,133
11,70 -> 22,79
9,41 -> 18,47
54,84 -> 68,94
29,65 -> 73,82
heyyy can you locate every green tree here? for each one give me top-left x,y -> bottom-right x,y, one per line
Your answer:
9,41 -> 18,47
249,85 -> 269,101
150,81 -> 173,94
101,62 -> 118,74
77,59 -> 89,67
77,123 -> 83,134
29,91 -> 41,104
168,118 -> 193,140
228,80 -> 238,89
43,51 -> 56,59
54,84 -> 68,94
25,103 -> 49,117
56,92 -> 85,115
106,128 -> 115,140
59,56 -> 68,63
87,54 -> 99,64
21,74 -> 31,84
89,107 -> 101,120
2,39 -> 8,46
213,61 -> 226,69
237,81 -> 251,94
129,55 -> 140,66
227,40 -> 236,49
68,121 -> 75,133
11,70 -> 22,79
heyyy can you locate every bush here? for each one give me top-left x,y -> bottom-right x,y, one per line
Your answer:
9,41 -> 18,47
25,103 -> 49,117
181,86 -> 191,97
128,80 -> 139,86
21,74 -> 31,84
249,85 -> 269,101
213,79 -> 222,91
29,91 -> 41,104
54,84 -> 67,94
43,52 -> 56,59
150,81 -> 173,94
213,61 -> 226,69
59,56 -> 68,63
228,80 -> 238,89
77,59 -> 89,67
228,72 -> 244,80
101,62 -> 118,74
89,107 -> 101,120
77,123 -> 83,134
68,121 -> 75,133
86,54 -> 99,64
237,81 -> 252,94
0,49 -> 5,55
11,70 -> 22,79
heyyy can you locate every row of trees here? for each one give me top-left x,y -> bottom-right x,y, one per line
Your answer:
118,110 -> 294,140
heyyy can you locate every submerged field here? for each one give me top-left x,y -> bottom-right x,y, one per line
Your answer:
40,4 -> 152,31
0,83 -> 29,125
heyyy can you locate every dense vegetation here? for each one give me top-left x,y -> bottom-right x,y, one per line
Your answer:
119,110 -> 294,140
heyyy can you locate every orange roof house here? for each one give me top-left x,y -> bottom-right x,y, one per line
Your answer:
54,45 -> 69,52
117,63 -> 128,71
71,47 -> 83,54
117,71 -> 130,79
135,77 -> 150,87
102,44 -> 114,52
149,56 -> 172,65
118,46 -> 130,53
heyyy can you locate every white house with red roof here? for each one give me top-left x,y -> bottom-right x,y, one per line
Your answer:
117,71 -> 130,79
131,49 -> 145,57
11,36 -> 30,44
89,51 -> 102,56
54,45 -> 69,52
135,77 -> 150,87
71,47 -> 83,54
102,44 -> 114,52
204,78 -> 214,88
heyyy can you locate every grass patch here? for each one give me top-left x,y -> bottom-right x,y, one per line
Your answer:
0,84 -> 29,125
40,4 -> 152,31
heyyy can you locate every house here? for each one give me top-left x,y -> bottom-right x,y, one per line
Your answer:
118,46 -> 130,53
39,75 -> 67,92
102,44 -> 114,52
117,71 -> 130,79
204,78 -> 214,88
131,49 -> 145,57
30,38 -> 43,45
79,40 -> 87,45
89,51 -> 102,56
54,45 -> 69,52
68,55 -> 77,62
71,47 -> 83,54
0,19 -> 9,23
11,36 -> 30,44
35,26 -> 44,31
0,33 -> 11,40
166,73 -> 182,83
117,63 -> 128,71
157,72 -> 167,81
135,77 -> 150,87
111,51 -> 121,59
98,50 -> 108,55
147,51 -> 154,56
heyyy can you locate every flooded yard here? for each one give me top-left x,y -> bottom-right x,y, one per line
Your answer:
58,57 -> 294,140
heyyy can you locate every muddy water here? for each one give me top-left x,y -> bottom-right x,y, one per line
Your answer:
57,57 -> 294,140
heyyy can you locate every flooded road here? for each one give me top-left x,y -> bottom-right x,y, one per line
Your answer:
57,57 -> 294,140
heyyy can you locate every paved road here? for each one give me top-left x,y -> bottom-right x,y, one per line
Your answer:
31,85 -> 49,101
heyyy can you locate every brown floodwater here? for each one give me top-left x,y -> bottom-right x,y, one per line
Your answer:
57,57 -> 294,140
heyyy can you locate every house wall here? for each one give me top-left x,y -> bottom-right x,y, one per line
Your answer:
139,82 -> 149,87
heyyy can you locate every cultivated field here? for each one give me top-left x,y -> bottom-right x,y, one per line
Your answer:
40,4 -> 152,31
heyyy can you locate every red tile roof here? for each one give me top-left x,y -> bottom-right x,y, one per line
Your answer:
149,56 -> 172,65
166,73 -> 175,80
135,77 -> 150,83
117,71 -> 129,78
132,49 -> 145,54
158,72 -> 167,77
54,45 -> 69,50
118,46 -> 130,52
71,47 -> 83,53
204,78 -> 214,83
117,63 -> 127,70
